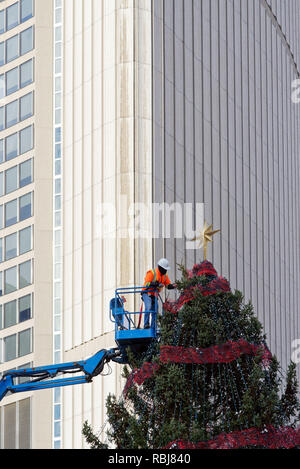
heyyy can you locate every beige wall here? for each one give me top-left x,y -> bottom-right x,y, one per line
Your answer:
61,0 -> 153,448
31,0 -> 53,449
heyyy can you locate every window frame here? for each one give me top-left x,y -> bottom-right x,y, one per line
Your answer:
5,232 -> 18,261
6,34 -> 19,64
6,2 -> 19,32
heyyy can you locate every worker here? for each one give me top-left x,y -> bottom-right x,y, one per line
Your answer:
142,258 -> 175,329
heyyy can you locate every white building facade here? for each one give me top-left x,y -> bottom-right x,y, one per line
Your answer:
0,0 -> 300,449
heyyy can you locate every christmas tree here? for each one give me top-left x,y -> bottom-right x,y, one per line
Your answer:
83,260 -> 300,449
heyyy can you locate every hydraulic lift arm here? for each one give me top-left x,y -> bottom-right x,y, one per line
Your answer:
0,285 -> 160,404
0,348 -> 123,402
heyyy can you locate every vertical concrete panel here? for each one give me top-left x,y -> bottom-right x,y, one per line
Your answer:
241,0 -> 251,304
29,0 -> 53,449
82,0 -> 93,343
63,0 -> 74,352
73,0 -> 83,347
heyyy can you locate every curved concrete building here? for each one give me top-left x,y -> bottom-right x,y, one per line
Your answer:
152,0 -> 300,375
0,0 -> 299,449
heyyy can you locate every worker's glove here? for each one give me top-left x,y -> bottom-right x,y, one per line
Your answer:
167,284 -> 176,290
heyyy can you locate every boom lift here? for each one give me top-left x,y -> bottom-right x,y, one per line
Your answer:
0,287 -> 159,402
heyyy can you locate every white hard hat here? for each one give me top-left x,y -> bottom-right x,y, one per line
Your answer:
158,258 -> 170,271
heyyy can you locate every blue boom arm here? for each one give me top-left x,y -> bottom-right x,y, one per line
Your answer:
0,348 -> 123,402
0,285 -> 161,403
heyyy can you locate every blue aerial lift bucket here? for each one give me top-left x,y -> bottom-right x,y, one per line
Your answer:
109,286 -> 159,358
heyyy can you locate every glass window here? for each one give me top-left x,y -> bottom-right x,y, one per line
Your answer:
0,305 -> 2,330
0,107 -> 4,131
55,42 -> 61,58
55,26 -> 61,42
55,196 -> 61,211
55,58 -> 61,74
19,193 -> 32,221
55,247 -> 61,263
54,314 -> 61,333
19,295 -> 31,322
4,334 -> 16,361
54,263 -> 61,280
5,166 -> 18,194
20,125 -> 33,154
5,233 -> 17,260
54,334 -> 61,351
55,160 -> 61,176
5,199 -> 18,227
19,260 -> 31,288
4,300 -> 17,329
20,27 -> 33,56
0,73 -> 5,99
19,226 -> 31,254
54,282 -> 61,299
0,42 -> 4,66
55,178 -> 61,194
6,99 -> 19,127
18,362 -> 31,384
6,35 -> 19,63
4,266 -> 17,294
55,127 -> 61,143
20,159 -> 32,187
6,3 -> 19,31
54,404 -> 61,421
20,0 -> 33,23
0,139 -> 4,163
0,10 -> 5,34
18,329 -> 31,357
55,211 -> 61,228
55,93 -> 61,109
54,421 -> 61,439
0,238 -> 2,263
0,172 -> 3,196
55,7 -> 62,23
6,67 -> 19,95
55,77 -> 61,92
54,299 -> 61,316
55,109 -> 61,125
20,59 -> 33,88
6,132 -> 18,160
20,92 -> 33,121
0,206 -> 3,230
55,230 -> 61,245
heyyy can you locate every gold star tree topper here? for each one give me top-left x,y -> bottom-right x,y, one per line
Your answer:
190,221 -> 220,261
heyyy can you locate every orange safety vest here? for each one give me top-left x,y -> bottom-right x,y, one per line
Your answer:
143,268 -> 171,296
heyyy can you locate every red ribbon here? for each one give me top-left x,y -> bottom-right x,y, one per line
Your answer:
123,362 -> 160,397
164,426 -> 300,449
123,339 -> 272,397
164,276 -> 231,314
160,339 -> 272,365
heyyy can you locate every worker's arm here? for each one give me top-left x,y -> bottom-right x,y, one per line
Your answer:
165,275 -> 175,290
